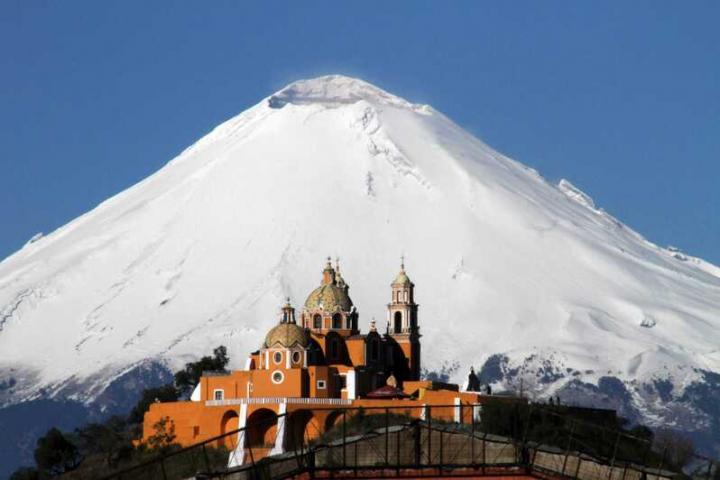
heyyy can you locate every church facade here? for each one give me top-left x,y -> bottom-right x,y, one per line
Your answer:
142,258 -> 501,464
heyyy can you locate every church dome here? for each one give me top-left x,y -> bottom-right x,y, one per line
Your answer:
392,260 -> 413,285
264,322 -> 309,348
392,270 -> 412,285
304,283 -> 353,312
304,258 -> 354,312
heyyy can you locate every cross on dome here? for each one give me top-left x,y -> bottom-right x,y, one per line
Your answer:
392,255 -> 413,286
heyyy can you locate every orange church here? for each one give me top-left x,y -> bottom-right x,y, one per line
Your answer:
143,258 -> 501,464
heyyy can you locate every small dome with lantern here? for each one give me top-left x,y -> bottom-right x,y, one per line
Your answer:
264,323 -> 308,348
392,257 -> 413,286
263,299 -> 309,348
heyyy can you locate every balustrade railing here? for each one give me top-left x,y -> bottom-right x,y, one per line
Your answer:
205,396 -> 353,407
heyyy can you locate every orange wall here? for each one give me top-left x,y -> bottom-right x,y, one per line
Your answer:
346,337 -> 365,366
143,390 -> 524,448
144,401 -> 226,445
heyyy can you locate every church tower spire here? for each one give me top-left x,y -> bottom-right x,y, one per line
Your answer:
387,256 -> 421,380
281,297 -> 296,324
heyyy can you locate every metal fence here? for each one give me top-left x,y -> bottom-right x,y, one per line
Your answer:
92,403 -> 716,480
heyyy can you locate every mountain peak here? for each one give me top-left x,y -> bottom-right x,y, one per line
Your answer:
2,73 -> 720,454
267,75 -> 419,110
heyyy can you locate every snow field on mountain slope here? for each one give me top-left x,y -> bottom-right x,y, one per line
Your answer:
0,75 -> 718,405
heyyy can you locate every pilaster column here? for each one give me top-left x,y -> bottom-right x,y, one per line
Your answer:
227,403 -> 248,467
270,402 -> 288,455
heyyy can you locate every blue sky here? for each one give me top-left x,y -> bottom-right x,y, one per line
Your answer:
1,1 -> 718,263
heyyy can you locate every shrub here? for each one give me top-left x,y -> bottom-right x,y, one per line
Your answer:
34,427 -> 81,476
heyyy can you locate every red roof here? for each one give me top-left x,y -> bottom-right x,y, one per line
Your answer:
365,385 -> 409,399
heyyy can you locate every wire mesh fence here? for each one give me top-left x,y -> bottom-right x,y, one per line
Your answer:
92,403 -> 716,480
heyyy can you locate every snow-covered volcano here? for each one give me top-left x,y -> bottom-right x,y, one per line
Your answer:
1,75 -> 719,448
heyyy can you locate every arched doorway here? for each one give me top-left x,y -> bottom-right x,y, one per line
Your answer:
324,410 -> 344,433
219,410 -> 239,450
284,410 -> 319,451
245,408 -> 278,449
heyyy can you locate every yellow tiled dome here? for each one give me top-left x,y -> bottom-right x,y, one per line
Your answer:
264,322 -> 309,348
304,283 -> 353,312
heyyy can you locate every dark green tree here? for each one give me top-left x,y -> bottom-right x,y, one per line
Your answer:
34,427 -> 81,476
174,345 -> 229,397
127,384 -> 179,424
127,346 -> 230,427
75,416 -> 133,468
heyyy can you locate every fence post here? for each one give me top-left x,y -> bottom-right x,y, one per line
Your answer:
439,428 -> 443,472
658,447 -> 667,474
521,403 -> 534,471
302,416 -> 308,469
427,406 -> 432,466
574,453 -> 582,480
202,443 -> 211,472
396,426 -> 401,475
342,410 -> 347,468
521,403 -> 533,447
561,421 -> 576,476
247,429 -> 256,471
292,414 -> 304,474
414,418 -> 422,466
309,446 -> 316,480
160,455 -> 168,480
482,432 -> 486,474
707,460 -> 714,480
385,407 -> 390,466
620,433 -> 632,480
355,430 -> 359,478
471,404 -> 476,467
608,431 -> 621,479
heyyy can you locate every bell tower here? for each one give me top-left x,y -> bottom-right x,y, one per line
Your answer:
387,257 -> 421,380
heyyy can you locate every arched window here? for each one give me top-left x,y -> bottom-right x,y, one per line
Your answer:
394,311 -> 402,333
346,316 -> 352,329
332,313 -> 342,329
313,314 -> 322,329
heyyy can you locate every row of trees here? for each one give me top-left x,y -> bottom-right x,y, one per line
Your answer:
10,346 -> 229,480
